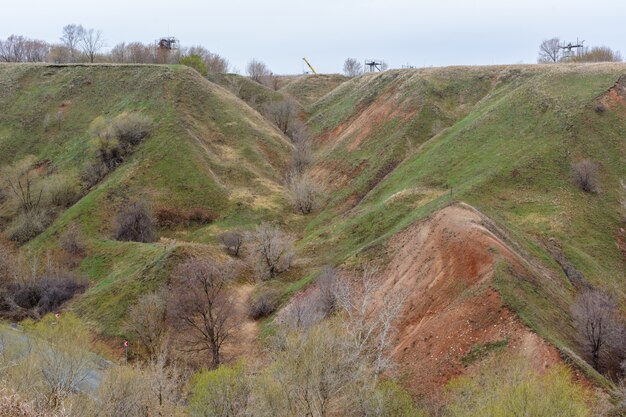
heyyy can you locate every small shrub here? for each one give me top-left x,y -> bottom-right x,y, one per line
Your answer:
286,172 -> 322,214
4,273 -> 87,317
595,103 -> 607,113
186,207 -> 218,224
44,174 -> 81,208
248,286 -> 281,319
114,200 -> 156,243
81,159 -> 110,188
59,223 -> 84,257
6,209 -> 51,244
110,112 -> 153,147
180,54 -> 209,76
572,159 -> 599,193
155,206 -> 218,228
218,231 -> 243,256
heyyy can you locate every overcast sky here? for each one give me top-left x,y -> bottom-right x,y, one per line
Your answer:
1,0 -> 624,74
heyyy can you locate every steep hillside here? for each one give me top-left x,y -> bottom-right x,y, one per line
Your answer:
299,64 -> 625,392
0,64 -> 292,333
1,63 -> 624,406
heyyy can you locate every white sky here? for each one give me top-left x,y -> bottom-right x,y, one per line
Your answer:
1,0 -> 624,74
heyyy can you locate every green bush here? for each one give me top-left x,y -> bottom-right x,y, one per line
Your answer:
187,361 -> 250,417
180,55 -> 209,76
445,358 -> 591,417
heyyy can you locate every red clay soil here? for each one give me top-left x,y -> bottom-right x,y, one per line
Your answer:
315,89 -> 415,154
378,203 -> 562,398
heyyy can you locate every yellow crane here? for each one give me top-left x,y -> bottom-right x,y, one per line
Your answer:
302,57 -> 317,74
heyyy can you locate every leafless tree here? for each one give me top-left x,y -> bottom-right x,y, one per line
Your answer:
218,231 -> 243,257
317,266 -> 339,316
246,58 -> 271,83
0,36 -> 49,62
291,138 -> 313,175
286,172 -> 322,215
125,292 -> 167,360
572,289 -> 624,372
79,28 -> 104,63
7,173 -> 42,214
334,264 -> 407,377
264,99 -> 299,134
60,24 -> 84,61
167,258 -> 237,368
343,58 -> 363,77
248,223 -> 295,280
572,159 -> 599,193
538,37 -> 561,63
0,35 -> 26,62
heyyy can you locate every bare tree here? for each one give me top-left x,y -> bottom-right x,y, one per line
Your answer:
572,159 -> 599,193
167,258 -> 237,368
60,24 -> 84,61
0,36 -> 49,62
125,292 -> 167,360
246,58 -> 271,83
248,223 -> 295,280
79,28 -> 104,63
572,289 -> 624,372
264,99 -> 299,134
334,264 -> 407,377
317,266 -> 339,316
0,35 -> 26,62
286,172 -> 322,215
218,231 -> 243,257
291,138 -> 313,175
343,58 -> 363,77
538,37 -> 561,63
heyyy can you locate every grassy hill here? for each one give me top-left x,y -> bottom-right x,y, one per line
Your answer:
0,62 -> 624,398
302,64 -> 625,383
0,64 -> 292,334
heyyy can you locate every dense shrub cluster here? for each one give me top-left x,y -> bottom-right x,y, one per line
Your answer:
83,112 -> 153,184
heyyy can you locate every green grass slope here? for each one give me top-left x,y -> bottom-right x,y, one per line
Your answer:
279,74 -> 348,108
0,64 -> 292,334
304,64 -> 625,371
